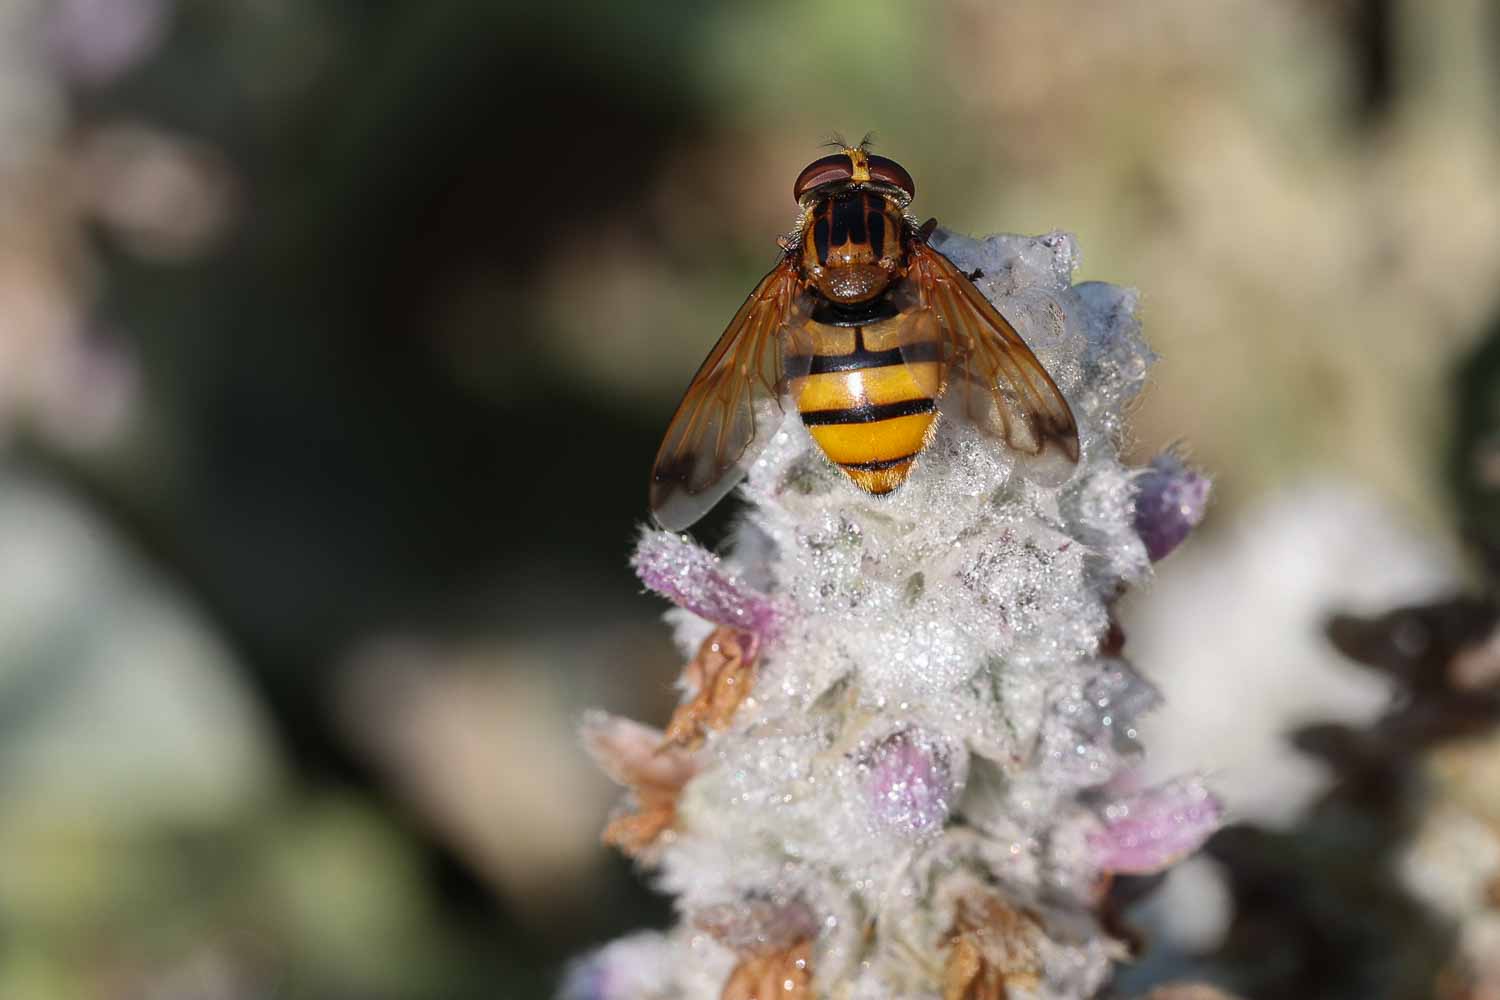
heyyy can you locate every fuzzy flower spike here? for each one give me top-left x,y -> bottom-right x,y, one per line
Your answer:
572,215 -> 1218,999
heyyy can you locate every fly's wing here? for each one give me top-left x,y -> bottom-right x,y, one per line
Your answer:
905,239 -> 1080,484
649,255 -> 807,531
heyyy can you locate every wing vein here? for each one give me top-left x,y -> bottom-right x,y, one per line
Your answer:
648,256 -> 803,530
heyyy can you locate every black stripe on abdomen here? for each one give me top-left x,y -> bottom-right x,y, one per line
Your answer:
841,453 -> 919,471
808,345 -> 903,374
800,397 -> 935,426
789,337 -> 944,375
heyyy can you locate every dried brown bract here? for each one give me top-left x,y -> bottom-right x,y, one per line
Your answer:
582,712 -> 698,858
721,938 -> 812,1000
582,628 -> 759,858
601,789 -> 679,857
942,895 -> 1043,1000
663,626 -> 758,749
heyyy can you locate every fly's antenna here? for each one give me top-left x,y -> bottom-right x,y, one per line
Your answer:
820,132 -> 876,152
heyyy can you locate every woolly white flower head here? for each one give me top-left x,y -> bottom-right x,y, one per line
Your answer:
576,231 -> 1218,1000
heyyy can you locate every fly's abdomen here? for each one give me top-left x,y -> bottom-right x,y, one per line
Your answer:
793,310 -> 944,494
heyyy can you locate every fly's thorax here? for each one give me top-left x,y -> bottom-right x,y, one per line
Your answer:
800,189 -> 907,304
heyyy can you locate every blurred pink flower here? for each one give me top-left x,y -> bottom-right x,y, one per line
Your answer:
1133,453 -> 1211,562
46,0 -> 172,86
559,932 -> 675,1000
1089,777 -> 1222,875
77,123 -> 238,261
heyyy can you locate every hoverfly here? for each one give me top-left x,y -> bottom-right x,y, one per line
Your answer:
649,143 -> 1079,532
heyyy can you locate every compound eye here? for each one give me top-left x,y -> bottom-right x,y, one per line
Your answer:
867,155 -> 915,201
793,153 -> 853,202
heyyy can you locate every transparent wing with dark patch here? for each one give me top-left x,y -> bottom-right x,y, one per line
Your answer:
906,239 -> 1080,483
649,256 -> 809,531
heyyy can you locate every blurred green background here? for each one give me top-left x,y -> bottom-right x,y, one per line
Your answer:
1,1 -> 1498,997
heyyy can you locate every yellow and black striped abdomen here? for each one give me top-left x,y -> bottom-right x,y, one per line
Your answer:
792,309 -> 945,494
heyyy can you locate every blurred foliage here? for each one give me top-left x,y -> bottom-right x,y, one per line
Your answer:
1452,310 -> 1500,582
0,0 -> 1499,997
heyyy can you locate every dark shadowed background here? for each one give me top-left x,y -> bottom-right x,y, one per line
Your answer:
3,1 -> 1500,997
